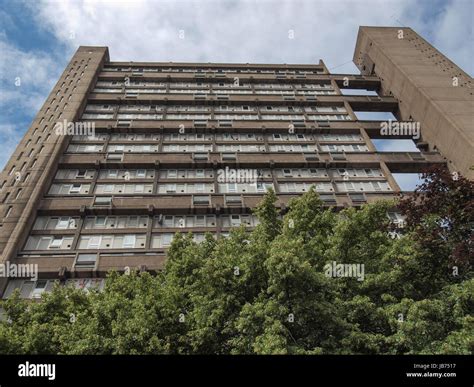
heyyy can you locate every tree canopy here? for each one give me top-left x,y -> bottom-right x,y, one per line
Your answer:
0,168 -> 472,354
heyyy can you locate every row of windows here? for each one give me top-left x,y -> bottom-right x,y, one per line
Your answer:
22,232 -> 206,251
47,180 -> 391,196
32,214 -> 260,231
24,228 -> 249,252
2,279 -> 105,299
157,214 -> 258,228
77,234 -> 147,249
93,88 -> 337,96
24,204 -> 399,253
54,168 -> 384,181
48,182 -> 273,195
85,104 -> 345,113
71,133 -> 363,142
67,143 -> 368,153
102,66 -> 324,75
23,234 -> 143,250
279,182 -> 334,192
55,169 -> 155,180
25,235 -> 74,250
25,209 -> 404,251
95,81 -> 333,90
82,113 -> 350,121
335,181 -> 391,192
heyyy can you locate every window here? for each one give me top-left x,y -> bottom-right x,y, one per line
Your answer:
193,196 -> 210,205
349,193 -> 366,203
167,170 -> 178,178
175,216 -> 185,228
226,196 -> 242,204
49,237 -> 63,249
76,253 -> 97,268
107,153 -> 123,161
222,153 -> 236,161
94,197 -> 112,206
65,278 -> 104,292
319,194 -> 337,204
23,235 -> 73,251
162,234 -> 173,247
128,216 -> 139,228
195,183 -> 205,193
163,216 -> 174,227
88,236 -> 101,249
372,182 -> 382,191
108,169 -> 118,178
57,217 -> 70,229
31,280 -> 48,299
95,217 -> 106,227
193,153 -> 208,160
195,216 -> 205,227
38,237 -> 51,250
69,184 -> 81,194
104,184 -> 114,193
231,215 -> 241,226
363,169 -> 373,177
123,235 -> 136,248
345,182 -> 355,192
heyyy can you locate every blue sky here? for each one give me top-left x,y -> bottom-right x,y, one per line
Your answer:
0,0 -> 472,190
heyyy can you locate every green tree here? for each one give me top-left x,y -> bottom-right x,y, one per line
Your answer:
0,172 -> 471,354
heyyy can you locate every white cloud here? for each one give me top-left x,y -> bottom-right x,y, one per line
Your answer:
0,36 -> 61,111
27,0 -> 418,70
0,34 -> 62,95
0,35 -> 65,166
0,123 -> 23,169
24,0 -> 471,75
430,0 -> 473,75
397,0 -> 473,75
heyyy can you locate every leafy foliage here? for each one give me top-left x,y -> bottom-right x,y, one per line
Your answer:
0,170 -> 472,354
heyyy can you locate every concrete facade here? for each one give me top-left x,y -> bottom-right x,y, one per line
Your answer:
354,26 -> 473,179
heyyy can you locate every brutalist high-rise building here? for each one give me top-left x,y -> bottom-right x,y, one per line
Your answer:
0,27 -> 471,299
